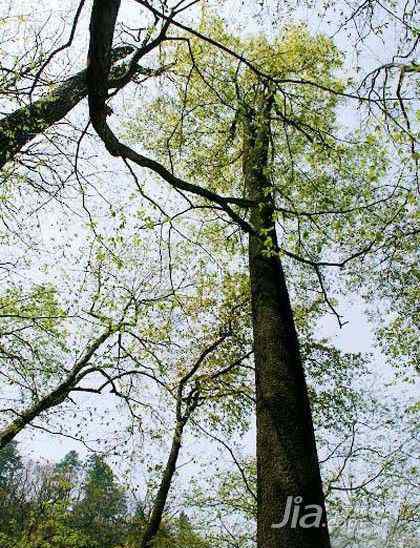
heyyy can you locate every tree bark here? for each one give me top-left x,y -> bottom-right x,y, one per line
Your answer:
242,90 -> 331,548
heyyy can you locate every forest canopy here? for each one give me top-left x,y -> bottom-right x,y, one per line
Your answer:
0,1 -> 418,547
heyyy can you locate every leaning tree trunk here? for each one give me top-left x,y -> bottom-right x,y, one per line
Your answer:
140,419 -> 185,548
0,46 -> 131,170
242,91 -> 331,548
0,329 -> 112,448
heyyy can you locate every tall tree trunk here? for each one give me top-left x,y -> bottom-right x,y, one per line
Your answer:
242,90 -> 331,548
140,419 -> 185,548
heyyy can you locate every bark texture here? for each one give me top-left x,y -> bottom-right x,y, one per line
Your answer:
242,90 -> 331,548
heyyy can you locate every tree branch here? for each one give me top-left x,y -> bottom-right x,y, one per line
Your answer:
0,45 -> 132,169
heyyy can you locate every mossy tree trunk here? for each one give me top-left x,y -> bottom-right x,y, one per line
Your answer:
242,88 -> 331,548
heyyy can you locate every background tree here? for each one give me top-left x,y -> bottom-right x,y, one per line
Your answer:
71,454 -> 128,548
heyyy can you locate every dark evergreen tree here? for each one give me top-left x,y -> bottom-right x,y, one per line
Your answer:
55,450 -> 81,474
72,454 -> 128,547
0,442 -> 26,541
0,441 -> 23,488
